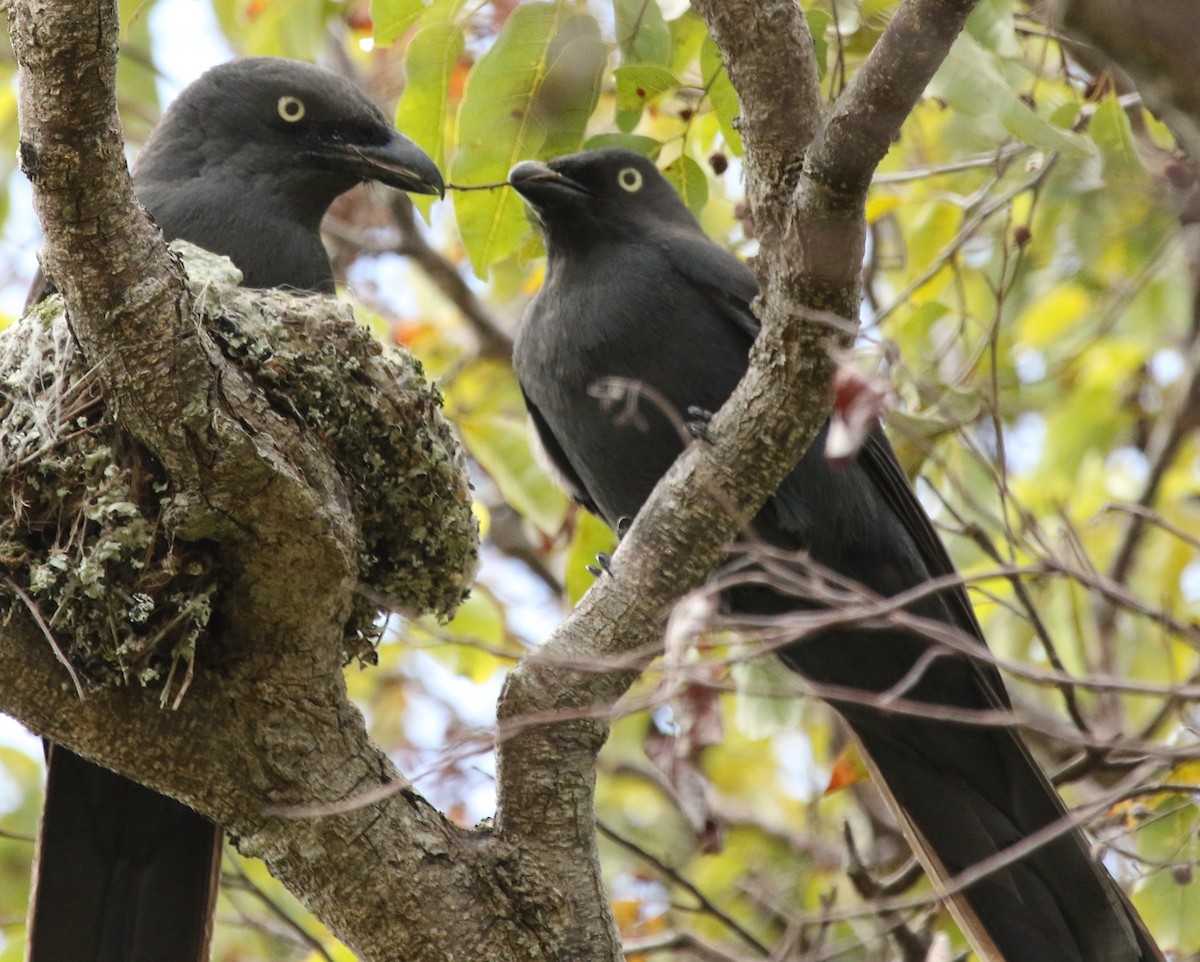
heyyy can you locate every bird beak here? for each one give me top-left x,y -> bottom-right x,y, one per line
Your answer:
508,161 -> 590,207
338,130 -> 445,198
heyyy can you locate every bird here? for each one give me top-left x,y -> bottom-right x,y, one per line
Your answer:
509,148 -> 1162,962
25,56 -> 443,962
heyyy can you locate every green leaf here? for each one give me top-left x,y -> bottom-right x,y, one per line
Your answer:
371,0 -> 426,46
1132,803 -> 1200,951
930,35 -> 1090,157
395,21 -> 464,216
668,10 -> 708,77
732,661 -> 804,738
965,0 -> 1020,57
614,0 -> 672,67
700,37 -> 742,155
231,0 -> 330,59
662,153 -> 708,216
613,64 -> 678,114
1092,93 -> 1144,176
583,132 -> 662,156
538,14 -> 609,158
451,4 -> 605,275
805,9 -> 832,81
565,512 -> 616,604
615,108 -> 641,134
458,414 -> 570,536
441,590 -> 505,648
116,8 -> 161,144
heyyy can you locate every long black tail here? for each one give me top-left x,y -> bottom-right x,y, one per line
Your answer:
27,746 -> 221,962
846,707 -> 1161,962
751,427 -> 1164,962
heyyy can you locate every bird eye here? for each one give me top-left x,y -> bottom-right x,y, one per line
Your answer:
617,167 -> 643,192
277,96 -> 306,123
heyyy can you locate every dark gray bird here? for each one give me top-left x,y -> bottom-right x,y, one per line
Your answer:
509,148 -> 1162,962
26,56 -> 443,962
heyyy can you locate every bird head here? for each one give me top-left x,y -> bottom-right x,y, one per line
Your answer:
509,149 -> 699,249
134,57 -> 444,219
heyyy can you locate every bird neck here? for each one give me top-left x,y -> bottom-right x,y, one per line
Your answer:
134,174 -> 339,293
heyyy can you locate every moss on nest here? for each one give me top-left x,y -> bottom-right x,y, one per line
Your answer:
0,242 -> 478,690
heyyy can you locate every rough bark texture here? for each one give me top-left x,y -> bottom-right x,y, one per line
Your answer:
1,5 -> 531,962
3,0 -> 979,959
493,1 -> 979,960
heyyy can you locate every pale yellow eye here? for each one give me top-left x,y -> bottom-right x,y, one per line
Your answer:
617,167 -> 643,192
277,95 -> 306,123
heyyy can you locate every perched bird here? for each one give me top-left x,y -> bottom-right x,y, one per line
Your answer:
509,148 -> 1162,962
26,57 -> 443,962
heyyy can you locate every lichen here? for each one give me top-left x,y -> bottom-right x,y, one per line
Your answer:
0,242 -> 478,690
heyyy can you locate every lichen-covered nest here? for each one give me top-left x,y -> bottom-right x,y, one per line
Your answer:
0,243 -> 478,692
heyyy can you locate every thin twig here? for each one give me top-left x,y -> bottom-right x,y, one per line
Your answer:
4,576 -> 84,700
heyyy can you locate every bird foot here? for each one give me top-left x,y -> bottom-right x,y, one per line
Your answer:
586,552 -> 614,578
686,406 -> 715,443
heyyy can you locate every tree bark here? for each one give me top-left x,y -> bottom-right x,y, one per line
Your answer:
2,0 -> 980,959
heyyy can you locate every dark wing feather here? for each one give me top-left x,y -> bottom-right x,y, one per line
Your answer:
658,229 -> 761,341
854,427 -> 1013,704
522,387 -> 602,517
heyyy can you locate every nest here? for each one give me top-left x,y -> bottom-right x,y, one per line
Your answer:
0,243 -> 478,694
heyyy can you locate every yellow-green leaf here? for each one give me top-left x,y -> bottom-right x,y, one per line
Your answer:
663,153 -> 708,216
584,133 -> 662,156
805,9 -> 832,80
930,34 -> 1089,157
395,21 -> 463,216
1016,284 -> 1091,348
458,414 -> 570,536
700,36 -> 742,156
371,0 -> 426,46
1092,93 -> 1144,177
614,0 -> 672,67
565,511 -> 617,604
451,4 -> 605,274
613,64 -> 678,114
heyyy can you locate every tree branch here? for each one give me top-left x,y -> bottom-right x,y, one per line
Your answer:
0,5 -> 561,962
494,1 -> 978,959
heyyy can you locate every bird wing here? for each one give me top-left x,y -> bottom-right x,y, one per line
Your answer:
662,229 -> 1004,684
855,427 -> 1014,707
657,229 -> 761,342
522,386 -> 602,516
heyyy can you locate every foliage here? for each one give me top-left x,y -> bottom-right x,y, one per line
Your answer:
1,0 -> 1199,960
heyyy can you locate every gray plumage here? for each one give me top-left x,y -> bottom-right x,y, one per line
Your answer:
510,148 -> 1161,962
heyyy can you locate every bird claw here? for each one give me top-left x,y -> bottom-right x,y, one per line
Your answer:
616,516 -> 633,537
686,406 -> 715,443
586,552 -> 614,578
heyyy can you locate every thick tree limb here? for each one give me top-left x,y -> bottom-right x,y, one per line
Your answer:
494,1 -> 978,959
0,5 -> 553,962
5,0 -> 982,958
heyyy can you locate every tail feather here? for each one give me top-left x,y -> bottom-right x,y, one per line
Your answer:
27,746 -> 221,962
850,716 -> 1162,962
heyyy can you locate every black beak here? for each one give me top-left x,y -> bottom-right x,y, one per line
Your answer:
340,130 -> 445,198
508,160 -> 591,208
